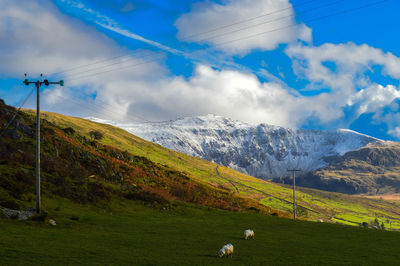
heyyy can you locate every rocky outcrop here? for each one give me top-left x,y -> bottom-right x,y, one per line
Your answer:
285,142 -> 400,194
0,207 -> 35,220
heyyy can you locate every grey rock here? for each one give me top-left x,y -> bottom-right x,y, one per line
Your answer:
0,207 -> 35,220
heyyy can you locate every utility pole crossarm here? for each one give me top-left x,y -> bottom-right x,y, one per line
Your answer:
23,74 -> 64,214
23,78 -> 64,86
288,169 -> 301,220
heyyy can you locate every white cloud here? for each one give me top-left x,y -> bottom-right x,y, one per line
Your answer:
97,23 -> 181,55
369,99 -> 400,138
147,64 -> 299,126
93,64 -> 354,128
0,0 -> 122,77
0,0 -> 338,129
0,0 -> 166,120
287,43 -> 400,86
175,0 -> 311,55
1,0 -> 311,126
350,84 -> 400,115
388,127 -> 400,138
3,0 -> 400,140
286,42 -> 400,126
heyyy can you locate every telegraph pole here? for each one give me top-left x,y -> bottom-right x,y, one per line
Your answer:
287,169 -> 301,220
23,74 -> 64,213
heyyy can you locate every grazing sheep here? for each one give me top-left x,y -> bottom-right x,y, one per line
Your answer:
218,243 -> 234,258
244,229 -> 255,240
318,219 -> 323,223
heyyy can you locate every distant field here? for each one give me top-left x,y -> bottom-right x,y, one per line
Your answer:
27,110 -> 400,228
363,193 -> 400,201
1,197 -> 400,265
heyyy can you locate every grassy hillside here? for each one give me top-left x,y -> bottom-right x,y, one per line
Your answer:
0,99 -> 281,216
1,196 -> 400,265
21,108 -> 400,229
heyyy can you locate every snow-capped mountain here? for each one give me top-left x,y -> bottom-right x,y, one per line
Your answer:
89,115 -> 382,179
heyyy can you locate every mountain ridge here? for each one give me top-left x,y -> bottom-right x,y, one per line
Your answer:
89,114 -> 382,180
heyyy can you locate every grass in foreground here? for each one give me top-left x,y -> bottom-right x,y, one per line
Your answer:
1,197 -> 400,265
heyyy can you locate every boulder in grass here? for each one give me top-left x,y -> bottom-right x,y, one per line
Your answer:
49,219 -> 57,226
0,207 -> 35,220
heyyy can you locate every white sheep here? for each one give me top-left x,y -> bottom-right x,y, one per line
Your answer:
244,229 -> 254,240
218,243 -> 234,258
318,219 -> 323,223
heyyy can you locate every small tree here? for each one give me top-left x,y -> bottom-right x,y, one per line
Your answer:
63,127 -> 75,134
361,222 -> 369,228
89,130 -> 104,140
374,218 -> 380,227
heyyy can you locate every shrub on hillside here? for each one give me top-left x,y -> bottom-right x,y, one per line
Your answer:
89,130 -> 104,140
123,184 -> 169,206
374,218 -> 380,227
361,222 -> 369,228
87,181 -> 112,202
63,127 -> 75,134
0,172 -> 34,199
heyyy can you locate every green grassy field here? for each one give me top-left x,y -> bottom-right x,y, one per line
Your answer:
1,197 -> 400,265
2,106 -> 400,265
30,110 -> 400,228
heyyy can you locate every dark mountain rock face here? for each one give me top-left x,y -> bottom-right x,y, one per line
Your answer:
287,142 -> 400,195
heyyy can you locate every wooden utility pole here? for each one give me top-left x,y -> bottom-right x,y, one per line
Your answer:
23,74 -> 64,213
287,169 -> 301,220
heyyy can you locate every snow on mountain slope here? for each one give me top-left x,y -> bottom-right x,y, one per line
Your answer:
89,115 -> 382,179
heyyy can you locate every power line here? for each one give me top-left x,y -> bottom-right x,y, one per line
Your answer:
181,0 -> 319,41
67,53 -> 164,81
50,0 -> 321,78
66,0 -> 387,82
62,0 -> 343,80
51,91 -> 154,123
188,0 -> 344,43
34,0 -> 387,127
62,0 -> 345,81
213,0 -> 387,48
0,86 -> 35,137
63,51 -> 164,80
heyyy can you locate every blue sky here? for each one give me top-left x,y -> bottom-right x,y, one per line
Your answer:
1,0 -> 400,140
